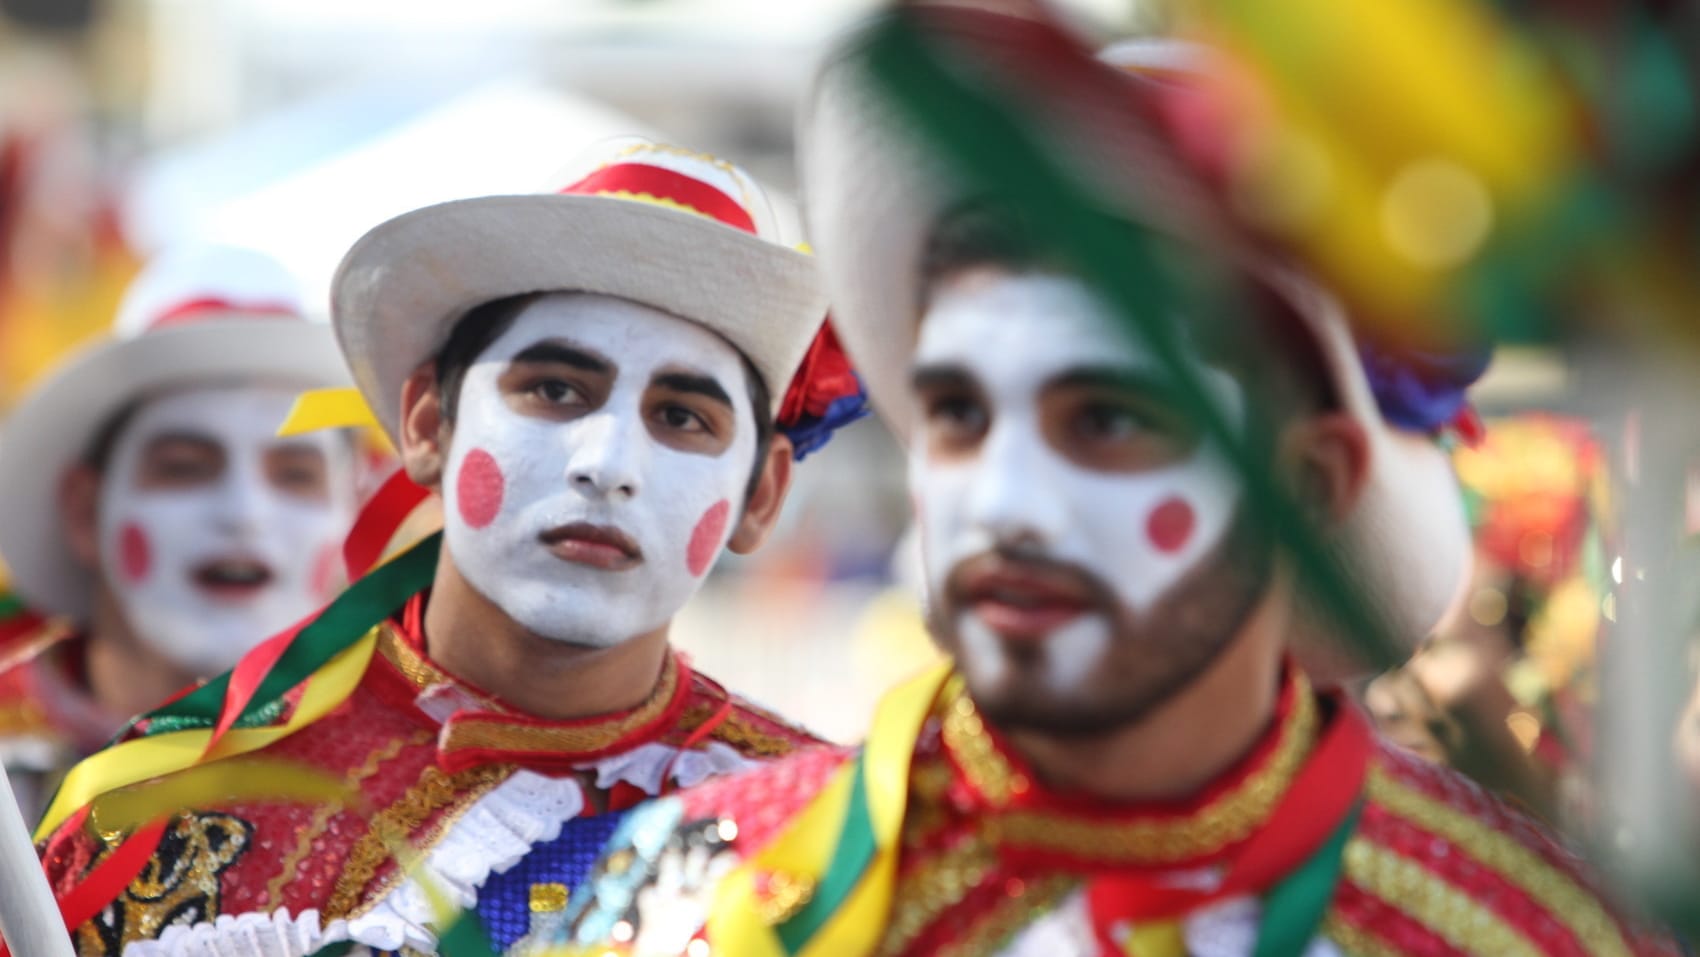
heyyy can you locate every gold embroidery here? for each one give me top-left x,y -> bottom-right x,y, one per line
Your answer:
75,812 -> 252,956
939,675 -> 1029,803
324,763 -> 509,919
934,874 -> 1075,957
710,711 -> 808,758
1322,913 -> 1406,957
951,675 -> 1318,865
264,732 -> 423,905
530,882 -> 570,912
1366,767 -> 1634,957
376,622 -> 444,691
876,841 -> 996,957
1343,837 -> 1542,957
437,658 -> 681,757
754,870 -> 818,924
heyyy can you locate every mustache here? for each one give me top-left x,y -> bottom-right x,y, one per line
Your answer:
942,544 -> 1119,612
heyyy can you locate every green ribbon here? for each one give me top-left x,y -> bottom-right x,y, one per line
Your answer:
1252,803 -> 1362,957
777,752 -> 878,954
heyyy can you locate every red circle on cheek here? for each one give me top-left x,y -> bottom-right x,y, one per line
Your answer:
1146,497 -> 1195,553
686,500 -> 732,577
456,449 -> 505,530
118,523 -> 151,582
309,542 -> 342,599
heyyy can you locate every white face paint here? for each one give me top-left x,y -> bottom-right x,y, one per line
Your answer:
911,273 -> 1246,696
97,385 -> 358,675
441,294 -> 757,647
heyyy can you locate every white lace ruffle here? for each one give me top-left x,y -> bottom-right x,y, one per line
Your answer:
592,740 -> 758,793
345,743 -> 753,952
345,769 -> 587,951
123,908 -> 346,957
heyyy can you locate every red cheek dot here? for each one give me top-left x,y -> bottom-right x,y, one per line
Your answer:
456,448 -> 505,530
309,541 -> 342,600
1146,497 -> 1195,553
118,522 -> 151,583
686,500 -> 732,577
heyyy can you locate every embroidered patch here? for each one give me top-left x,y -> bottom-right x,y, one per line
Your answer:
77,812 -> 254,956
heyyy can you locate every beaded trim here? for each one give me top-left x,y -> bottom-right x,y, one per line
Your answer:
941,672 -> 1318,866
1321,912 -> 1405,957
875,840 -> 996,957
1341,837 -> 1541,957
1364,766 -> 1634,957
934,874 -> 1076,957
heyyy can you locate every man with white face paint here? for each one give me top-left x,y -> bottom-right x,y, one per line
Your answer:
0,244 -> 360,823
37,137 -> 866,957
556,7 -> 1680,957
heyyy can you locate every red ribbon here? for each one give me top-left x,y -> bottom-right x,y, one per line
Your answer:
563,163 -> 757,234
148,297 -> 299,329
47,810 -> 168,949
343,468 -> 432,580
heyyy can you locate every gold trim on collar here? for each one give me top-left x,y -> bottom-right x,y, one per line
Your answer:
941,671 -> 1319,866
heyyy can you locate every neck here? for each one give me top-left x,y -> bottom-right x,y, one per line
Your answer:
423,551 -> 672,720
1007,584 -> 1291,803
83,591 -> 199,721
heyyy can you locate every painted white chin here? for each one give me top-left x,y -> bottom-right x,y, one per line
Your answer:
126,590 -> 306,674
954,610 -> 1113,697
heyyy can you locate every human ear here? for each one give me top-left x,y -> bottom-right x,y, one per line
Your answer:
58,465 -> 104,570
399,364 -> 450,490
1279,412 -> 1370,526
727,435 -> 795,554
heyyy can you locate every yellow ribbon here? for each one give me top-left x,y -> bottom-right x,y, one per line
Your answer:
277,387 -> 381,436
36,630 -> 378,840
706,661 -> 953,957
88,758 -> 356,836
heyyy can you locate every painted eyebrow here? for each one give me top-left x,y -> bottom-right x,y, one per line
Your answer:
652,371 -> 733,409
1045,365 -> 1176,398
511,341 -> 613,374
143,430 -> 222,451
910,362 -> 978,392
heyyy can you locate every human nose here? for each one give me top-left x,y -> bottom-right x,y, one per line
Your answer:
564,413 -> 646,501
963,418 -> 1066,550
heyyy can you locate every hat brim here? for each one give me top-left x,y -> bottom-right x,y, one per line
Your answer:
331,194 -> 828,444
799,8 -> 1469,642
0,319 -> 352,618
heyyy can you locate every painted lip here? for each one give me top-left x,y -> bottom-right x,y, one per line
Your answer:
951,554 -> 1100,642
539,522 -> 643,571
189,555 -> 275,604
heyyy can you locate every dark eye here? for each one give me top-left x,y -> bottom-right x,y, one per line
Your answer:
926,394 -> 987,434
657,404 -> 708,433
532,379 -> 581,405
1074,401 -> 1147,441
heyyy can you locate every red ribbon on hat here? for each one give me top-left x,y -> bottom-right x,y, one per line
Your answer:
564,163 -> 756,234
147,296 -> 301,330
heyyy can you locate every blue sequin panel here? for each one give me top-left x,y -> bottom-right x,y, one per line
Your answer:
473,811 -> 629,953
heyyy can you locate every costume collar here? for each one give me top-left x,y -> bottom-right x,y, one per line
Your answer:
932,664 -> 1319,870
374,591 -> 702,773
